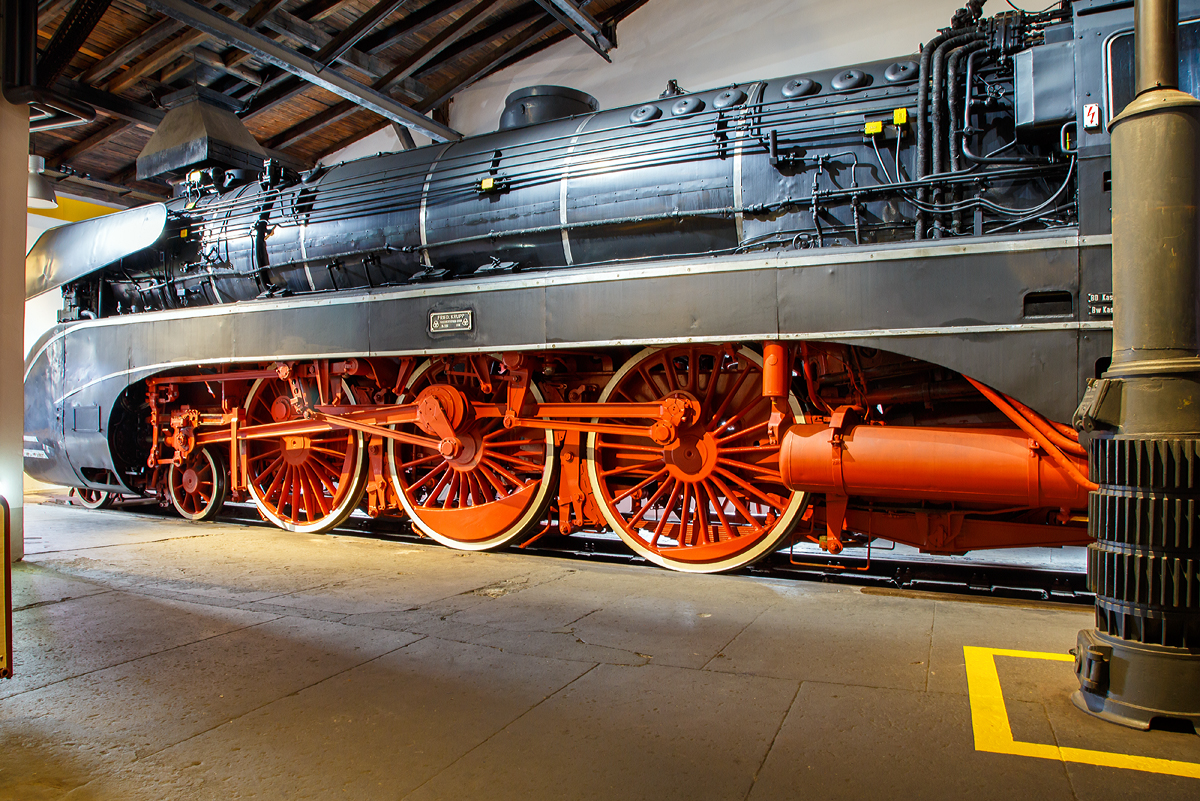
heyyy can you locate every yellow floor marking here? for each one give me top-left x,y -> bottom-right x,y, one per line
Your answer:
964,646 -> 1200,779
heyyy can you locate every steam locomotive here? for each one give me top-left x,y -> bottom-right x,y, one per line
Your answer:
23,0 -> 1177,572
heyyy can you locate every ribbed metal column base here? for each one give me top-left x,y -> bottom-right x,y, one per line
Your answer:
1073,629 -> 1200,729
1074,434 -> 1200,730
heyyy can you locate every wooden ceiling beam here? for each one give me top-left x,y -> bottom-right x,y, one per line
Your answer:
37,0 -> 74,28
262,98 -> 357,149
242,74 -> 313,119
188,46 -> 264,85
263,0 -> 498,151
101,164 -> 172,197
78,16 -> 183,85
418,15 -> 557,112
55,79 -> 166,127
411,3 -> 541,78
359,0 -> 472,55
216,0 -> 395,77
39,0 -> 116,87
145,0 -> 461,140
291,0 -> 359,23
377,0 -> 502,92
531,0 -> 612,60
102,0 -> 242,92
106,28 -> 210,93
315,0 -> 409,68
46,119 -> 134,170
45,164 -> 170,202
315,10 -> 566,162
223,0 -> 297,69
107,0 -> 390,95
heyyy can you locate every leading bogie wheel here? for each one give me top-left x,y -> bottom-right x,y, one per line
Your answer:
168,446 -> 228,521
243,375 -> 368,533
73,488 -> 115,509
586,345 -> 807,573
388,356 -> 557,550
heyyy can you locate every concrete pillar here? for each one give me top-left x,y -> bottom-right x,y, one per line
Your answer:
0,68 -> 28,561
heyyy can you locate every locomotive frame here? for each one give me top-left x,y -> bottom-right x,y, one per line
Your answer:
24,0 -> 1175,572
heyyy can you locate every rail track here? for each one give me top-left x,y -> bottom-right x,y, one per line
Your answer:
64,493 -> 1094,606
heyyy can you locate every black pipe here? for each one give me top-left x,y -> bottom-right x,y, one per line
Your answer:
915,29 -> 955,238
1,0 -> 95,131
948,41 -> 989,172
932,31 -> 984,178
947,38 -> 990,233
930,30 -> 984,236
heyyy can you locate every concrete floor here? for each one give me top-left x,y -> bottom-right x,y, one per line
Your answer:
2,497 -> 1199,800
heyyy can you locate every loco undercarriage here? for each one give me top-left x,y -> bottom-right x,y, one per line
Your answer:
118,342 -> 1091,573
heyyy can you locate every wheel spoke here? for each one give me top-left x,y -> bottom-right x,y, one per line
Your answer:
702,480 -> 736,542
480,457 -> 525,487
401,452 -> 444,470
707,473 -> 765,533
442,472 -> 460,509
706,366 -> 752,431
303,464 -> 333,513
458,470 -> 470,507
712,467 -> 783,516
263,459 -> 287,503
408,460 -> 448,493
716,419 -> 770,445
600,457 -> 665,480
420,464 -> 454,505
683,348 -> 698,394
596,441 -> 662,454
627,476 -> 676,528
637,365 -> 662,398
486,450 -> 546,473
290,467 -> 303,521
694,485 -> 712,545
471,471 -> 494,504
679,483 -> 692,546
712,395 -> 768,436
716,457 -> 785,482
648,493 -> 675,547
612,466 -> 669,505
309,455 -> 342,481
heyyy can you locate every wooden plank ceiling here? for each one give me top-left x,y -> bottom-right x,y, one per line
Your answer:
31,0 -> 649,206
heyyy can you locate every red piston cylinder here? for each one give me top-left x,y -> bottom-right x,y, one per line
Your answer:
761,342 -> 789,398
778,423 -> 1090,509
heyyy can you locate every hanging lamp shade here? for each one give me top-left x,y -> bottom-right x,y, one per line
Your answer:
27,155 -> 57,210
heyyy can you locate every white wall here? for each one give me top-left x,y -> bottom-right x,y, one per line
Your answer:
319,124 -> 434,166
450,0 -> 960,136
321,0 -> 962,160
